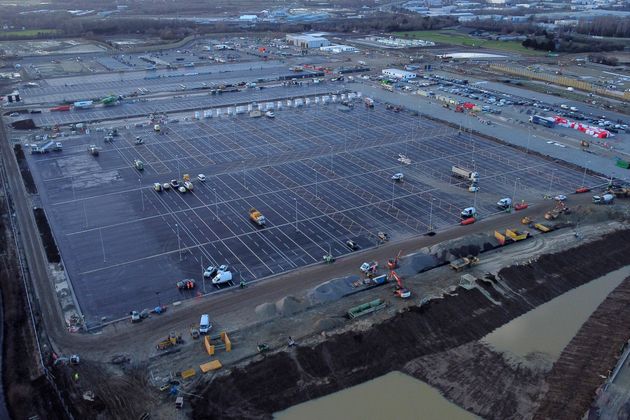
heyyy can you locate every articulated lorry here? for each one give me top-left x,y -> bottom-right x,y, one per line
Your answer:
452,165 -> 480,183
530,115 -> 555,128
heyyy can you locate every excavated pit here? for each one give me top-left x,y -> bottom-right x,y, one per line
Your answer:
191,229 -> 630,420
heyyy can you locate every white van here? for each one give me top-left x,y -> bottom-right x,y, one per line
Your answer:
199,314 -> 212,334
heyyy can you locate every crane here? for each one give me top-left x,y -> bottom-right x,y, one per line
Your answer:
388,270 -> 411,299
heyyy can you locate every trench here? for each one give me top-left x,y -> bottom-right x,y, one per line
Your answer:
191,229 -> 630,420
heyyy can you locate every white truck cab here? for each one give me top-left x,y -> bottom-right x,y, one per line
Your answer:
461,207 -> 477,218
497,198 -> 512,209
199,314 -> 212,334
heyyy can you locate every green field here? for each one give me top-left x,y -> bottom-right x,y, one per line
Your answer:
394,30 -> 544,55
0,29 -> 60,37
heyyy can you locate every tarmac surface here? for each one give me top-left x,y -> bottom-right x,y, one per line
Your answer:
30,83 -> 333,126
23,99 -> 603,324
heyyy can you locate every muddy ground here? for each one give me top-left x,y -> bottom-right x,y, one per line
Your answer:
191,228 -> 630,419
0,183 -> 66,419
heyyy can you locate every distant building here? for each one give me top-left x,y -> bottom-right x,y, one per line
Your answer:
286,34 -> 330,49
320,45 -> 359,53
382,68 -> 417,80
239,15 -> 258,22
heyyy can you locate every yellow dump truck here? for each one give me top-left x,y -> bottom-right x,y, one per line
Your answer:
249,208 -> 266,226
506,229 -> 529,242
449,256 -> 480,272
534,223 -> 552,233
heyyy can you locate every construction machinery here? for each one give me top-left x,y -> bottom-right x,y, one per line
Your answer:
249,208 -> 266,226
606,186 -> 630,198
388,270 -> 411,299
449,255 -> 480,272
534,223 -> 552,233
592,194 -> 614,204
360,261 -> 379,277
87,145 -> 100,156
156,332 -> 183,350
452,165 -> 480,183
544,201 -> 569,220
506,229 -> 530,242
387,250 -> 402,270
176,279 -> 196,290
190,325 -> 200,339
461,207 -> 477,219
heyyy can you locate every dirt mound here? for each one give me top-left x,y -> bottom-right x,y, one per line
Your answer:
313,318 -> 345,333
306,276 -> 358,306
255,302 -> 277,320
428,232 -> 495,263
275,296 -> 306,316
396,252 -> 438,277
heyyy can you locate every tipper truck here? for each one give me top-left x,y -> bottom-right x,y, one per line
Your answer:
452,165 -> 479,183
249,208 -> 266,226
530,115 -> 555,128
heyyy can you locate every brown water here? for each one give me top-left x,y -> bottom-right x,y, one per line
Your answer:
275,371 -> 477,420
482,265 -> 630,361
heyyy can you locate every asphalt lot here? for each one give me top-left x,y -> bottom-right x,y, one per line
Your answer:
24,100 -> 603,324
20,62 -> 314,104
30,82 -> 336,126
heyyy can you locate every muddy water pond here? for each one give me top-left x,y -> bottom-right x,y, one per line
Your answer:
275,371 -> 477,420
482,265 -> 630,361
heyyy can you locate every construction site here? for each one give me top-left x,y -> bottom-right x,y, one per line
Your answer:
1,32 -> 630,420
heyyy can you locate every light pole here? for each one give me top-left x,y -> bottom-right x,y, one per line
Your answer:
526,126 -> 531,155
391,180 -> 395,206
83,200 -> 88,228
315,171 -> 318,198
581,160 -> 590,188
242,161 -> 246,189
214,188 -> 218,220
139,178 -> 144,211
99,227 -> 106,263
429,197 -> 435,231
329,146 -> 333,173
547,169 -> 556,197
156,291 -> 161,307
176,223 -> 182,261
294,198 -> 299,232
512,177 -> 520,211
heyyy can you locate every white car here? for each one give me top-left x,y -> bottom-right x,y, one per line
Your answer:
391,173 -> 404,181
197,174 -> 206,182
178,186 -> 187,193
203,266 -> 217,278
9,112 -> 20,117
162,183 -> 171,190
554,194 -> 567,202
218,264 -> 229,273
